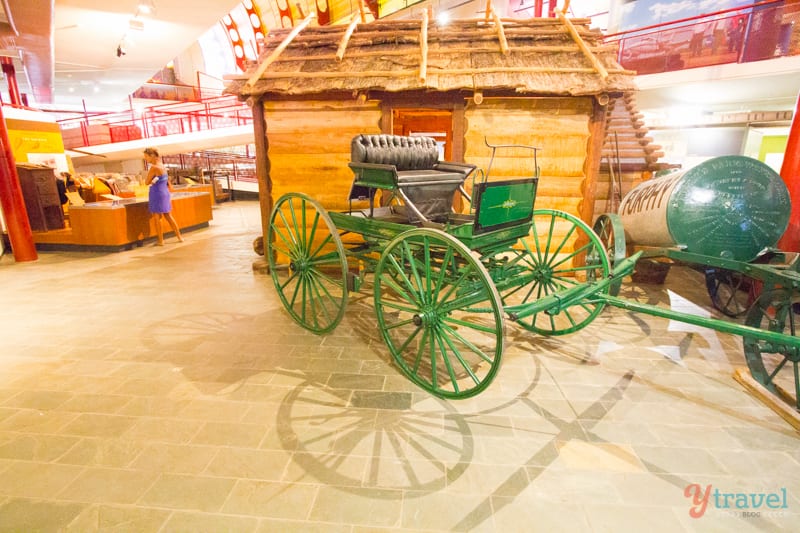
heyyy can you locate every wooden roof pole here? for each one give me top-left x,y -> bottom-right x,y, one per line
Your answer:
246,12 -> 316,87
490,9 -> 509,54
419,10 -> 429,83
336,14 -> 360,61
484,0 -> 492,21
358,0 -> 366,23
556,7 -> 608,79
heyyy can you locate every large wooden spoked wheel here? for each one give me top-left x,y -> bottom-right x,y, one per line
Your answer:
267,193 -> 348,334
743,287 -> 800,411
591,213 -> 626,297
504,209 -> 611,336
705,268 -> 752,318
374,228 -> 505,399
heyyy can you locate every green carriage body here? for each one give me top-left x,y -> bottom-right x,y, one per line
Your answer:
268,134 -> 800,413
267,134 -> 618,398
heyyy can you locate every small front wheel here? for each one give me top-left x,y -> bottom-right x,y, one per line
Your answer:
374,228 -> 505,399
267,193 -> 348,334
743,287 -> 800,411
502,209 -> 611,335
705,268 -> 752,318
592,213 -> 626,296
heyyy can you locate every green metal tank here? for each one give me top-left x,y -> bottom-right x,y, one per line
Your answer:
618,155 -> 790,262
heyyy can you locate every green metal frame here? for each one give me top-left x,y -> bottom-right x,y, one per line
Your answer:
266,145 -> 800,408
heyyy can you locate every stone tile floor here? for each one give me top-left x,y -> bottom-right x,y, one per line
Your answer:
0,200 -> 798,532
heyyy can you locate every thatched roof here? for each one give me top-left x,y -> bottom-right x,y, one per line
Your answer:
225,15 -> 637,99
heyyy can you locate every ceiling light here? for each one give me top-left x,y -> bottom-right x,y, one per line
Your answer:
137,0 -> 156,15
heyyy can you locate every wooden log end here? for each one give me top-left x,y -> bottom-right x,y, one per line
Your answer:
733,367 -> 800,432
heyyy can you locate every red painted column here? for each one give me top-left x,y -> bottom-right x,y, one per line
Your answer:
534,0 -> 543,17
778,92 -> 800,252
0,105 -> 37,261
1,58 -> 22,107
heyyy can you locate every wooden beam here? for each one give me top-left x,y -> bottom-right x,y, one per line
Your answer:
246,44 -> 618,64
581,96 -> 607,226
246,65 -> 628,81
250,97 -> 271,253
734,367 -> 800,432
490,8 -> 509,55
557,9 -> 608,80
246,12 -> 316,87
336,15 -> 360,61
420,10 -> 429,83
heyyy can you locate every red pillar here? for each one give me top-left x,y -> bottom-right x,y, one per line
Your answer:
1,58 -> 22,107
778,92 -> 800,252
534,0 -> 543,17
0,105 -> 37,262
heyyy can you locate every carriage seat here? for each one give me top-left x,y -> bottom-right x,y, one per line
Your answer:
348,134 -> 476,223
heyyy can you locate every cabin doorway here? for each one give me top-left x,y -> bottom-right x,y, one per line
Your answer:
392,107 -> 465,210
392,109 -> 453,161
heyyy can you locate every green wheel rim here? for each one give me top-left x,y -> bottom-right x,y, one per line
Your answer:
374,228 -> 505,399
743,287 -> 800,411
591,213 -> 626,297
267,193 -> 348,334
502,209 -> 610,336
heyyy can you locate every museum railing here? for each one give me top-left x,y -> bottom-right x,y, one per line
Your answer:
57,91 -> 253,150
604,0 -> 800,76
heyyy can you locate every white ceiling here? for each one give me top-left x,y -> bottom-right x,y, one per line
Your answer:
3,0 -> 242,109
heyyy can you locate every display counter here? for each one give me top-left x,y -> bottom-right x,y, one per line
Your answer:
32,190 -> 213,251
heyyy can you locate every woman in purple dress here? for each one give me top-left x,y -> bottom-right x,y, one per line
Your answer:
143,148 -> 183,245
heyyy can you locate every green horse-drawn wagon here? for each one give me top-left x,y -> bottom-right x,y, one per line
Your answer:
267,134 -> 800,417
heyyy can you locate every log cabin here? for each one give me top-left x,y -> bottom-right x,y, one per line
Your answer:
225,13 -> 637,246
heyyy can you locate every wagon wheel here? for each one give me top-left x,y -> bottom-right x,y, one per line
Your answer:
743,287 -> 800,411
267,193 -> 348,334
704,268 -> 752,318
504,209 -> 611,336
591,213 -> 626,296
374,228 -> 505,399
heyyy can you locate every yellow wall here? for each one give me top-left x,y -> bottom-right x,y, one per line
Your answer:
464,97 -> 593,218
4,108 -> 69,175
264,99 -> 382,210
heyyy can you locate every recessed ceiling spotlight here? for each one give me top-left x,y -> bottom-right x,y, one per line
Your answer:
137,0 -> 156,15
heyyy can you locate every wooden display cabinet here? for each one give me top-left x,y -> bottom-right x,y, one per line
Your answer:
17,164 -> 65,231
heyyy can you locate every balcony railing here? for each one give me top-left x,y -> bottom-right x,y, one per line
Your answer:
57,93 -> 253,149
604,0 -> 800,76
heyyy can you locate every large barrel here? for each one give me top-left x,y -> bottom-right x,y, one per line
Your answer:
618,155 -> 790,262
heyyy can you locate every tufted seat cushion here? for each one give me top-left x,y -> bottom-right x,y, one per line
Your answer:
351,134 -> 440,171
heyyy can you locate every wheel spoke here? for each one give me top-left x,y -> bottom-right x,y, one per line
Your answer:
433,246 -> 455,304
545,223 -> 577,269
766,356 -> 789,386
388,250 -> 422,304
378,274 -> 419,309
273,218 -> 299,254
435,331 -> 461,394
440,322 -> 494,364
307,232 -> 334,261
404,240 -> 426,304
442,314 -> 498,335
379,299 -> 423,315
412,328 -> 430,374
